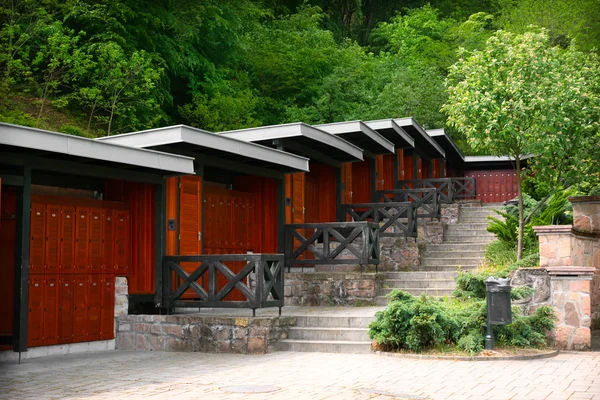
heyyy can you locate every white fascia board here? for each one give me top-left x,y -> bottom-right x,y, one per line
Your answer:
98,124 -> 310,172
316,121 -> 395,154
0,122 -> 194,174
393,117 -> 445,158
364,119 -> 415,148
219,122 -> 364,161
463,154 -> 533,163
426,128 -> 464,160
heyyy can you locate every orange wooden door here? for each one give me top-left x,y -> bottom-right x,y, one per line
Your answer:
45,204 -> 61,274
72,275 -> 87,343
352,160 -> 372,203
57,275 -> 73,344
87,274 -> 102,341
179,175 -> 202,299
113,210 -> 130,275
42,274 -> 59,346
100,274 -> 114,340
30,203 -> 46,274
102,210 -> 114,273
88,208 -> 103,273
60,206 -> 75,274
74,207 -> 89,274
27,275 -> 44,347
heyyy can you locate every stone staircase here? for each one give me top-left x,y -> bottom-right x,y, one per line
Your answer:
277,314 -> 373,353
375,204 -> 501,305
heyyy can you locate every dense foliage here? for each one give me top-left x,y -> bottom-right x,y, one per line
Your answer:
1,0 -> 598,144
368,290 -> 555,354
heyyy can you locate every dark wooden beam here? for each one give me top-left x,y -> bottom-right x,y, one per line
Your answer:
279,141 -> 342,168
13,166 -> 31,352
0,153 -> 164,184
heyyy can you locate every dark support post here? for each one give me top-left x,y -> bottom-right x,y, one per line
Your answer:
335,167 -> 342,222
277,177 -> 285,254
370,158 -> 377,203
155,179 -> 166,308
13,166 -> 31,353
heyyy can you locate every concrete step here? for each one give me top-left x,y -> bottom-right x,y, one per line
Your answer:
379,288 -> 455,296
424,250 -> 486,258
426,243 -> 488,252
417,265 -> 479,272
422,257 -> 483,266
382,271 -> 458,280
293,316 -> 374,329
381,280 -> 456,291
278,339 -> 372,353
287,327 -> 369,341
445,230 -> 495,238
446,223 -> 490,231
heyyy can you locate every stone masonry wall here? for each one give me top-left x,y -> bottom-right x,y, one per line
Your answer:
285,272 -> 382,306
509,267 -> 593,350
535,196 -> 600,327
117,314 -> 295,354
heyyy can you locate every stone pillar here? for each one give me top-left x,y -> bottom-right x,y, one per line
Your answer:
114,277 -> 129,336
547,266 -> 594,350
571,196 -> 600,234
534,225 -> 574,267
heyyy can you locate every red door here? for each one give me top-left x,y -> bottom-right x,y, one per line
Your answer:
72,275 -> 87,343
113,210 -> 130,276
102,210 -> 114,273
60,206 -> 75,274
74,207 -> 89,273
87,274 -> 102,341
28,275 -> 44,347
45,204 -> 61,274
88,208 -> 103,273
42,274 -> 59,346
179,176 -> 202,299
30,204 -> 46,274
58,275 -> 74,344
101,275 -> 114,340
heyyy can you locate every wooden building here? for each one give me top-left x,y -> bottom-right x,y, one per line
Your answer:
0,123 -> 194,353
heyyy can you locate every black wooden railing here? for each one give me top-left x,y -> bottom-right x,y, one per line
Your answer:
284,222 -> 380,272
377,188 -> 441,218
397,177 -> 476,203
452,177 -> 476,200
162,254 -> 284,315
341,202 -> 418,238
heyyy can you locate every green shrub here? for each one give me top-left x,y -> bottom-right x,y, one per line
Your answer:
485,239 -> 517,268
510,285 -> 535,300
453,271 -> 487,299
60,125 -> 93,138
0,109 -> 36,127
369,291 -> 555,355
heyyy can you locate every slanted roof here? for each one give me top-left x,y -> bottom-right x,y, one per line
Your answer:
392,118 -> 445,159
218,122 -> 363,165
96,124 -> 309,175
315,121 -> 395,157
463,155 -> 531,169
426,128 -> 464,167
0,122 -> 194,175
364,119 -> 415,149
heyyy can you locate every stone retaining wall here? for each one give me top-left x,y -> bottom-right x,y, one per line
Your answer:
284,272 -> 382,306
116,314 -> 295,354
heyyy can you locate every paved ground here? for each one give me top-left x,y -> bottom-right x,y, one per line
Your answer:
1,350 -> 598,399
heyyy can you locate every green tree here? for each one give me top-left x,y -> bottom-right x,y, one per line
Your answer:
443,29 -> 600,259
79,42 -> 164,135
31,21 -> 90,123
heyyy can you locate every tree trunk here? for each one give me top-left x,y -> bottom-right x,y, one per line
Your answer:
516,155 -> 524,260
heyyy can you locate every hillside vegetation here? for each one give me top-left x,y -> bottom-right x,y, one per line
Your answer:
1,0 -> 598,151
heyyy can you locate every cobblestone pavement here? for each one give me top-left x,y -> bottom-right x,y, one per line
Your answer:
1,350 -> 599,400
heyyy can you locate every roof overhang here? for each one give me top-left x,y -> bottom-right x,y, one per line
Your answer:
96,125 -> 309,175
0,122 -> 194,175
364,119 -> 414,150
392,118 -> 445,159
218,122 -> 363,165
315,121 -> 395,158
463,154 -> 532,170
427,129 -> 464,166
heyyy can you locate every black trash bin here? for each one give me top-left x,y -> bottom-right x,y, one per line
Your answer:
485,277 -> 512,350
